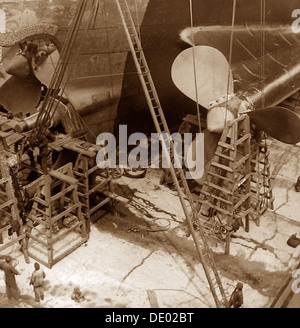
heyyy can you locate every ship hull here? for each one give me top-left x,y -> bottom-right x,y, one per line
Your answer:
0,0 -> 299,140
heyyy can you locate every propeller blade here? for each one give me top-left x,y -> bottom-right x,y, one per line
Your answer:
32,49 -> 60,87
5,51 -> 32,79
171,46 -> 234,109
247,106 -> 300,144
0,76 -> 41,115
187,129 -> 220,184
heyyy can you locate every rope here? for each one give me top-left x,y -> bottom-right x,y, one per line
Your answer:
189,0 -> 202,133
89,0 -> 100,29
224,0 -> 237,124
46,0 -> 98,132
134,0 -> 142,42
260,0 -> 268,209
260,0 -> 266,108
29,0 -> 88,146
103,0 -> 116,101
65,100 -> 98,138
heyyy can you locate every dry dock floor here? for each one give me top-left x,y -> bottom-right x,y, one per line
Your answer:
0,138 -> 299,308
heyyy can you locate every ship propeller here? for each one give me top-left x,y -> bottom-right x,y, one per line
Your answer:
0,42 -> 59,116
171,45 -> 300,183
0,44 -> 42,115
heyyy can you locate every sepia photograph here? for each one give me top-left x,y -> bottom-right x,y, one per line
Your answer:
0,0 -> 299,312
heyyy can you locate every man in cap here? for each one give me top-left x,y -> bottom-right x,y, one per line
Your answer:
29,262 -> 46,302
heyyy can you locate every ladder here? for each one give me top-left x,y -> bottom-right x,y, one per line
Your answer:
0,150 -> 29,263
115,0 -> 228,308
196,115 -> 252,255
250,138 -> 274,226
25,163 -> 87,268
73,146 -> 112,234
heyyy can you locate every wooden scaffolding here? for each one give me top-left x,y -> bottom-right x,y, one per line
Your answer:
196,115 -> 252,254
49,134 -> 112,234
25,163 -> 87,268
250,139 -> 274,226
196,114 -> 275,254
73,148 -> 112,234
0,150 -> 29,263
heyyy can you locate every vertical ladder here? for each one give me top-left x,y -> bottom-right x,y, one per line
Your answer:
115,0 -> 228,308
250,139 -> 274,226
74,151 -> 112,234
0,150 -> 29,263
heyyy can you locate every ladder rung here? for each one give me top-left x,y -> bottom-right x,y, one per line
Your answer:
200,190 -> 233,205
217,141 -> 235,150
232,154 -> 250,169
33,197 -> 48,207
31,205 -> 48,216
90,197 -> 111,215
233,193 -> 252,211
0,201 -> 14,212
210,161 -> 234,172
251,187 -> 273,194
235,133 -> 251,145
207,171 -> 233,183
201,201 -> 232,216
251,171 -> 272,178
234,174 -> 251,189
204,179 -> 234,194
77,191 -> 86,198
214,152 -> 235,161
74,171 -> 85,177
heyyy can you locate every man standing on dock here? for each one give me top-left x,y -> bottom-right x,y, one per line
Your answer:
0,255 -> 20,302
229,282 -> 244,308
29,262 -> 46,302
295,176 -> 300,192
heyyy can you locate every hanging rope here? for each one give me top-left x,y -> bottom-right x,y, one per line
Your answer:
224,0 -> 237,123
189,0 -> 202,133
260,0 -> 266,108
260,0 -> 268,209
103,0 -> 116,102
29,0 -> 90,146
134,0 -> 142,41
46,0 -> 100,131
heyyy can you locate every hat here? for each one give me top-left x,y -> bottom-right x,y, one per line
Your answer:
236,282 -> 243,290
4,255 -> 12,263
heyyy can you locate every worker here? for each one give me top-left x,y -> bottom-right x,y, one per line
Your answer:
71,286 -> 85,303
29,262 -> 46,302
229,282 -> 244,308
0,255 -> 20,302
231,218 -> 243,232
37,127 -> 56,174
296,176 -> 300,192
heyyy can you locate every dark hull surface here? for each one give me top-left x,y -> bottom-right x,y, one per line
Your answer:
118,0 -> 300,134
0,0 -> 300,139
